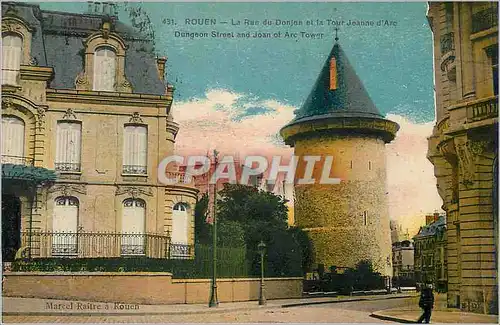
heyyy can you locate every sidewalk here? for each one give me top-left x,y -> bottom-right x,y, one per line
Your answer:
370,307 -> 499,324
2,293 -> 412,316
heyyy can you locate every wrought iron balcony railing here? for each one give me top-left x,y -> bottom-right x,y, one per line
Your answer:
1,155 -> 34,166
123,165 -> 147,175
55,162 -> 81,172
472,6 -> 498,34
21,231 -> 192,259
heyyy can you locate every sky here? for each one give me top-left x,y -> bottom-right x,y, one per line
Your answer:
39,1 -> 442,236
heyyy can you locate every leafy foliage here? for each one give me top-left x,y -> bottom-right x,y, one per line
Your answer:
194,192 -> 211,245
216,184 -> 310,276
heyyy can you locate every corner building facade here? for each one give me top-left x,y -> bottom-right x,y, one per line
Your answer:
280,41 -> 399,276
426,2 -> 498,314
1,2 -> 198,262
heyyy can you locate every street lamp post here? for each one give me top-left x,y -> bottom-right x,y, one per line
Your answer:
258,240 -> 267,305
209,150 -> 219,307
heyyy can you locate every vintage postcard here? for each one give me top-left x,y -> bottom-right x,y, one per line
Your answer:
1,0 -> 498,323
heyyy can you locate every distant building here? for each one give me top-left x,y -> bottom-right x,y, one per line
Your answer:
390,220 -> 410,244
413,214 -> 447,293
392,240 -> 414,281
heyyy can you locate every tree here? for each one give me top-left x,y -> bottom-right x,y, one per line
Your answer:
194,193 -> 211,245
216,183 -> 309,277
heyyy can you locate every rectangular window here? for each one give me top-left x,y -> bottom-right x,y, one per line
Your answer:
363,211 -> 368,225
123,125 -> 147,175
368,161 -> 372,170
55,122 -> 82,172
2,35 -> 22,85
2,116 -> 25,164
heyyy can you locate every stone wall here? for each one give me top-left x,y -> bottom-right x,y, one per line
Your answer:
293,134 -> 392,276
2,272 -> 303,304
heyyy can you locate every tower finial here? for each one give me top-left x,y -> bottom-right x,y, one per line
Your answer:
334,27 -> 339,42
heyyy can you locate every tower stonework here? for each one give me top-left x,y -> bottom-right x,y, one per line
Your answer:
280,41 -> 399,276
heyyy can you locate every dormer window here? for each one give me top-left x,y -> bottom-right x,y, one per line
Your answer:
77,24 -> 132,92
2,34 -> 23,85
93,46 -> 116,91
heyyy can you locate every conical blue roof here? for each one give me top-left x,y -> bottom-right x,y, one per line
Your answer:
294,42 -> 383,121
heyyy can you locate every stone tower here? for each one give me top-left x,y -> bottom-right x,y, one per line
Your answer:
280,40 -> 399,276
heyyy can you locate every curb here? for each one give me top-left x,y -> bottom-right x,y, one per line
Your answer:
2,295 -> 412,317
282,295 -> 412,308
370,311 -> 415,323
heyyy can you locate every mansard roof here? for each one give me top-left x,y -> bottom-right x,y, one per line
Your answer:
1,2 -> 165,95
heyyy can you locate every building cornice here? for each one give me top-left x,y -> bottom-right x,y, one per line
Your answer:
20,65 -> 54,81
280,116 -> 399,146
46,88 -> 173,108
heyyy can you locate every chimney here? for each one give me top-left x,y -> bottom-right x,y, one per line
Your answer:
434,212 -> 440,222
156,57 -> 167,81
425,214 -> 434,225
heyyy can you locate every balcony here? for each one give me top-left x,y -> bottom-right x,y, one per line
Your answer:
21,231 -> 192,259
1,155 -> 34,166
55,162 -> 81,172
165,171 -> 195,185
472,6 -> 498,34
123,165 -> 147,175
466,96 -> 498,123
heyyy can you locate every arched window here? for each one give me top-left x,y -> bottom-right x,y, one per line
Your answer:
93,46 -> 116,91
52,196 -> 79,256
123,125 -> 147,175
121,198 -> 146,255
1,116 -> 25,165
2,34 -> 22,85
171,202 -> 189,258
56,122 -> 82,172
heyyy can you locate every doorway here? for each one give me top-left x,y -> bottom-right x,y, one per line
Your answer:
2,194 -> 21,262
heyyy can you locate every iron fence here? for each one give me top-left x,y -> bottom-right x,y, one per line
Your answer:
21,231 -> 192,259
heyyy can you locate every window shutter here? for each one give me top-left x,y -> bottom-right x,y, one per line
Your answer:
93,52 -> 104,91
102,50 -> 116,91
138,126 -> 147,168
2,36 -> 22,85
123,126 -> 132,167
2,117 -> 25,159
53,199 -> 78,233
121,200 -> 146,255
69,123 -> 81,164
93,48 -> 116,91
172,207 -> 188,244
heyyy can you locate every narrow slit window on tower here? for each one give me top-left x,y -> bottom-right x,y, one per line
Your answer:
363,211 -> 368,225
368,161 -> 372,170
350,160 -> 353,169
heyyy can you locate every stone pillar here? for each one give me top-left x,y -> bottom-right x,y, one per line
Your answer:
459,3 -> 476,99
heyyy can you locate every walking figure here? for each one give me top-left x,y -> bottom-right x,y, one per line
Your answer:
417,284 -> 434,323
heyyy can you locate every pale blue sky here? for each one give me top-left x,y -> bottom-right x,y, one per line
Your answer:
39,1 -> 435,123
